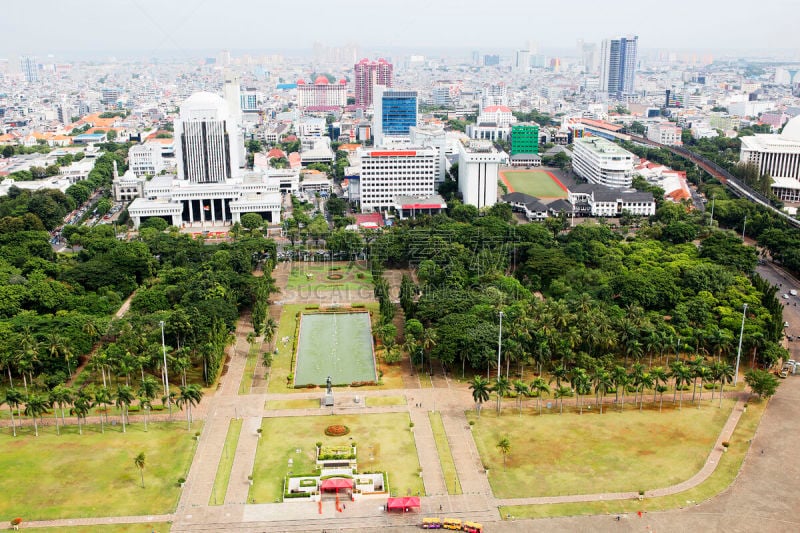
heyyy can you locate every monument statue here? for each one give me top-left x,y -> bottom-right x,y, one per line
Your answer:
326,375 -> 332,394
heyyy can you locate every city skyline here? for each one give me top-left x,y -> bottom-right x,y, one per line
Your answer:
2,0 -> 800,58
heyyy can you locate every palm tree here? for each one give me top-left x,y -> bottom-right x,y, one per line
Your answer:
571,369 -> 591,415
421,328 -> 438,376
2,388 -> 24,437
629,363 -> 646,407
176,384 -> 203,430
24,393 -> 49,437
695,364 -> 711,406
716,362 -> 735,408
134,452 -> 146,488
689,357 -> 706,403
529,377 -> 550,416
138,376 -> 158,432
611,366 -> 629,411
512,380 -> 529,416
650,367 -> 668,411
496,437 -> 511,470
594,370 -> 613,414
638,373 -> 654,412
116,385 -> 135,433
71,389 -> 91,435
554,386 -> 573,414
263,317 -> 278,346
549,364 -> 568,389
670,362 -> 692,410
493,376 -> 510,415
94,386 -> 112,433
49,385 -> 73,436
469,375 -> 491,417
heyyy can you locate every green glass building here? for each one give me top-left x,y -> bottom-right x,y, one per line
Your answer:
511,123 -> 540,155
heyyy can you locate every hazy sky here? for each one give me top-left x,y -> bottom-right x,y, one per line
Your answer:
2,0 -> 799,58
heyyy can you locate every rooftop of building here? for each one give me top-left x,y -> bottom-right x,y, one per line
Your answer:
574,137 -> 633,156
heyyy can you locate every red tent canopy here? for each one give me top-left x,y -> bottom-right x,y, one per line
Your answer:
320,478 -> 354,491
386,497 -> 421,511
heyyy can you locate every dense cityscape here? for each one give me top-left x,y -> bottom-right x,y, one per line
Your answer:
2,2 -> 800,532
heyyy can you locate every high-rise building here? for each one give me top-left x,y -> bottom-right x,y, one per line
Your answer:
481,83 -> 508,108
511,123 -> 540,155
457,140 -> 505,209
354,58 -> 393,109
599,36 -> 638,97
175,92 -> 240,184
373,87 -> 417,146
20,56 -> 38,83
483,55 -> 500,67
577,40 -> 598,73
515,50 -> 531,72
101,88 -> 122,105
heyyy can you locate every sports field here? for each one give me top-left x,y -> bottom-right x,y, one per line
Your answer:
294,312 -> 376,386
500,169 -> 569,198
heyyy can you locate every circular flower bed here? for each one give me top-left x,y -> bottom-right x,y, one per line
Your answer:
327,273 -> 344,280
325,424 -> 350,436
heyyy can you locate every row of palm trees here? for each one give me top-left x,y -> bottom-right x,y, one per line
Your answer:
0,379 -> 203,437
469,357 -> 736,417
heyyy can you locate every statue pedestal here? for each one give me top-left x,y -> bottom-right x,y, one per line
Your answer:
322,393 -> 334,407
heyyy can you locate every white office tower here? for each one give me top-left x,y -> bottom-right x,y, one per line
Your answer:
357,147 -> 436,213
515,50 -> 531,72
572,137 -> 634,188
20,56 -> 38,82
223,72 -> 246,170
129,143 -> 165,177
176,92 -> 241,183
457,140 -> 505,209
481,83 -> 508,108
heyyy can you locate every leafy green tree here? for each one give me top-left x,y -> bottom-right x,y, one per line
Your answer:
744,369 -> 779,399
240,213 -> 264,232
96,198 -> 112,216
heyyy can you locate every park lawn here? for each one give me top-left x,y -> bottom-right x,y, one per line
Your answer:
266,398 -> 320,410
267,303 -> 401,393
366,395 -> 407,407
500,400 -> 765,519
429,412 -> 462,495
469,399 -> 735,499
21,524 -> 171,533
285,262 -> 373,292
209,418 -> 243,505
0,422 -> 200,520
249,413 -> 423,503
500,169 -> 568,198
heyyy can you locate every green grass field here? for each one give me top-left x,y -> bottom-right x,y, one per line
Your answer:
286,262 -> 373,291
249,413 -> 423,503
295,312 -> 376,386
501,400 -> 765,519
0,422 -> 199,520
429,412 -> 462,495
500,169 -> 568,198
469,400 -> 734,499
21,524 -> 172,533
210,418 -> 243,505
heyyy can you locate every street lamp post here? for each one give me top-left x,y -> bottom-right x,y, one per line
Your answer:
160,320 -> 171,410
709,195 -> 716,226
734,303 -> 748,386
742,215 -> 747,241
497,311 -> 504,380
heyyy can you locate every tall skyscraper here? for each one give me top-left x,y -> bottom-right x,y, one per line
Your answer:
20,56 -> 38,83
599,36 -> 638,97
373,87 -> 417,146
175,92 -> 240,183
515,50 -> 531,72
354,58 -> 393,109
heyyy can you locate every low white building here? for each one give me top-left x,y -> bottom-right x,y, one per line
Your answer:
647,122 -> 683,146
740,115 -> 800,200
409,125 -> 448,183
572,137 -> 634,188
128,171 -> 281,228
457,139 -> 506,209
59,159 -> 96,183
568,183 -> 655,217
